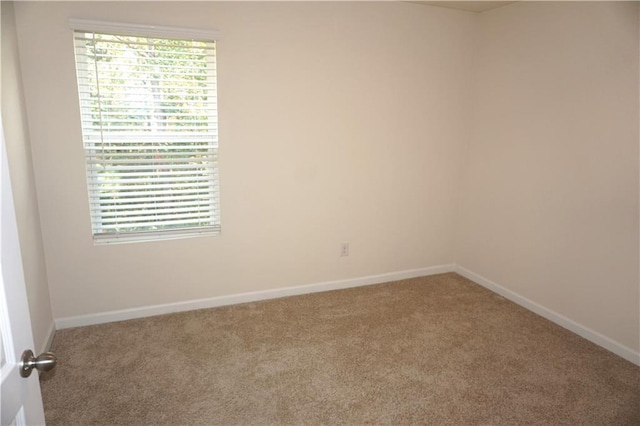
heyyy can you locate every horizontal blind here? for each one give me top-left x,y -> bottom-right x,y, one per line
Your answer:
72,29 -> 220,242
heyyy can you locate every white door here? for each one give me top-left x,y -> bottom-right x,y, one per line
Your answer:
0,122 -> 46,425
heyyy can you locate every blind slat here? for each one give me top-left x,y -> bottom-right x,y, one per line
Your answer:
83,135 -> 217,142
89,187 -> 214,199
90,193 -> 213,205
95,176 -> 214,185
87,164 -> 216,172
93,199 -> 211,211
81,111 -> 217,118
96,217 -> 214,230
95,170 -> 215,178
86,157 -> 214,165
99,208 -> 214,219
84,143 -> 216,150
88,180 -> 213,191
76,75 -> 216,85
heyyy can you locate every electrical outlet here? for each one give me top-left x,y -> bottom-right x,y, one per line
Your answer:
340,243 -> 349,257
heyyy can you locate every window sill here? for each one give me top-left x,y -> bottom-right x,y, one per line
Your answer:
93,227 -> 220,245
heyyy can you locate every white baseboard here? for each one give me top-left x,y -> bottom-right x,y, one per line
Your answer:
39,321 -> 56,354
55,264 -> 455,330
454,265 -> 640,367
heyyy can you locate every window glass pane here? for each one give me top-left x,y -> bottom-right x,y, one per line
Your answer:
73,29 -> 220,243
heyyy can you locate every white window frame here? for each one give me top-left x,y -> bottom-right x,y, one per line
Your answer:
70,19 -> 221,244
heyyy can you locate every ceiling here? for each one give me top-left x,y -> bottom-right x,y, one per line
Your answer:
411,1 -> 516,13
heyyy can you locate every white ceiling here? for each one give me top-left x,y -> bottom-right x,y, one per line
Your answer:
412,1 -> 516,13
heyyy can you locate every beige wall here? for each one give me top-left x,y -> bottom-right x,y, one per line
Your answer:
456,2 -> 640,352
13,2 -> 475,319
11,1 -> 639,357
1,2 -> 54,352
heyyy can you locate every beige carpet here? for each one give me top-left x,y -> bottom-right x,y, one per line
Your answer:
41,273 -> 640,425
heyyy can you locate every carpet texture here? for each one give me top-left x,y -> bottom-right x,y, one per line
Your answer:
41,273 -> 640,425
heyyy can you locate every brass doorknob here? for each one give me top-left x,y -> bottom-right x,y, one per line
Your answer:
20,349 -> 57,378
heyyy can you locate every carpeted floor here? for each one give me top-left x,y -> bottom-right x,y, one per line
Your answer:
41,273 -> 640,425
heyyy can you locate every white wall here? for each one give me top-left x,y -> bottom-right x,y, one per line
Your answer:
1,2 -> 54,353
13,2 -> 475,319
456,2 -> 640,353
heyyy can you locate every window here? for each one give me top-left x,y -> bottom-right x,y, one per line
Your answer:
71,20 -> 220,244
